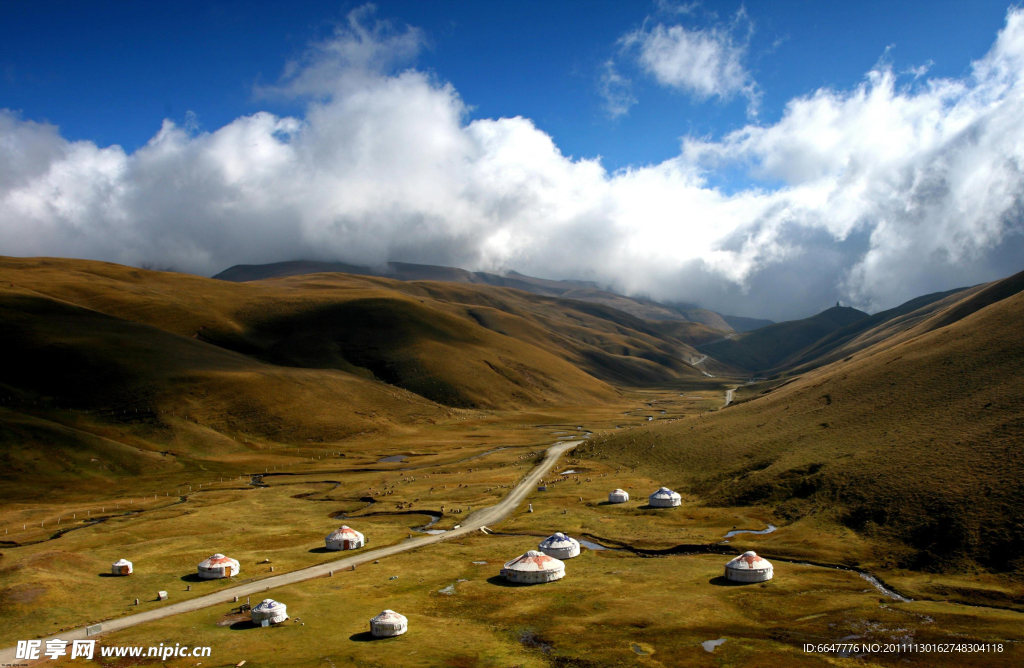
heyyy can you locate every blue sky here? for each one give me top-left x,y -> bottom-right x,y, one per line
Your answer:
2,1 -> 1012,170
2,1 -> 1024,320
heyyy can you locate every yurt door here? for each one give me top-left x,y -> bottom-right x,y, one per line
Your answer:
343,539 -> 351,550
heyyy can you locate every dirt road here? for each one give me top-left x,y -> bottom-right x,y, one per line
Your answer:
724,388 -> 735,406
0,440 -> 582,664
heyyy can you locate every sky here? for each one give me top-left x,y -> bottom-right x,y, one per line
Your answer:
2,1 -> 1023,320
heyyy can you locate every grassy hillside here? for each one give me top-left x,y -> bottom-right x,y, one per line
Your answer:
2,257 -> 728,394
587,272 -> 1024,573
0,285 -> 452,498
214,259 -> 755,332
722,313 -> 775,332
0,256 -> 737,495
777,287 -> 970,375
697,305 -> 869,372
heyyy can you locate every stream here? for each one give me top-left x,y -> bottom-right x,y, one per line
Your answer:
724,524 -> 777,539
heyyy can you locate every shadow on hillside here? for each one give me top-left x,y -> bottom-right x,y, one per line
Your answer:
180,573 -> 205,583
229,620 -> 259,630
97,572 -> 122,578
308,546 -> 336,554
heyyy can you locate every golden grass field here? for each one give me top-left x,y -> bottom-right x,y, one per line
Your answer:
4,406 -> 1022,667
0,257 -> 1022,666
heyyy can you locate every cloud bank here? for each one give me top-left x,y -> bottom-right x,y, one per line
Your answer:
2,7 -> 1024,320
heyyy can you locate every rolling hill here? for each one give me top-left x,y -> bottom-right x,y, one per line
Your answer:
0,256 -> 743,495
697,304 -> 870,372
213,259 -> 768,333
775,286 -> 972,376
585,268 -> 1024,573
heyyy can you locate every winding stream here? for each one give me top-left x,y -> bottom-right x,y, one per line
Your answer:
724,524 -> 777,539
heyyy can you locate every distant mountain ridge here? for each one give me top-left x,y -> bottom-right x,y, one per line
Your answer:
213,260 -> 773,333
697,305 -> 872,372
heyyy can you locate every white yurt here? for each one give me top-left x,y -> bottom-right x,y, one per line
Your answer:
608,489 -> 629,503
538,532 -> 581,559
500,550 -> 566,584
251,598 -> 289,625
111,558 -> 133,576
724,551 -> 774,583
648,486 -> 681,508
370,609 -> 408,637
325,525 -> 365,551
197,553 -> 240,579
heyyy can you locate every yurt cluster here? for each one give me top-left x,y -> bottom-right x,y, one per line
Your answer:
500,532 -> 579,584
606,485 -> 774,584
103,482 -> 773,639
104,522 -> 408,636
498,485 -> 773,586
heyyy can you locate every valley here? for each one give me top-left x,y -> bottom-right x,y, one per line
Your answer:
0,257 -> 1021,667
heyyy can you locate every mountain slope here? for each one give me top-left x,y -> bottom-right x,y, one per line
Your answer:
0,257 -> 731,412
721,314 -> 775,332
0,258 -> 621,412
586,269 -> 1024,573
213,259 -> 768,332
0,255 -> 748,498
697,305 -> 869,372
0,288 -> 446,498
776,287 -> 971,375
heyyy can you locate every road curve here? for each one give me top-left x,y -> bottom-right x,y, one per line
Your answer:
724,388 -> 735,406
0,440 -> 583,663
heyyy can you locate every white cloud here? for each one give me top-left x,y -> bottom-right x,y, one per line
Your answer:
620,9 -> 757,111
598,60 -> 637,118
256,3 -> 425,99
3,7 -> 1024,320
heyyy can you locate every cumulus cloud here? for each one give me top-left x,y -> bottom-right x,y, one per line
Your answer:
2,6 -> 1024,320
619,8 -> 758,112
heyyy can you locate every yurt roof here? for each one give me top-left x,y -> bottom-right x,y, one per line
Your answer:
112,558 -> 132,566
539,532 -> 579,549
726,551 -> 772,570
253,598 -> 284,612
371,609 -> 407,624
327,525 -> 363,538
611,488 -> 627,494
650,486 -> 679,497
504,550 -> 564,572
199,553 -> 237,567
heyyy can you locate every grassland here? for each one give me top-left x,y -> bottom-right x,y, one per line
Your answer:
5,407 -> 1020,667
1,257 -> 1022,666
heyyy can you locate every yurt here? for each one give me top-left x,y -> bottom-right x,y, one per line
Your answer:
325,525 -> 365,551
251,598 -> 289,625
111,559 -> 133,576
370,610 -> 408,637
724,551 -> 774,583
608,489 -> 629,503
500,550 -> 565,584
538,532 -> 581,559
648,486 -> 681,508
197,553 -> 240,579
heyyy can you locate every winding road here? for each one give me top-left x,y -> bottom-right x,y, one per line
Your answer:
0,440 -> 583,664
